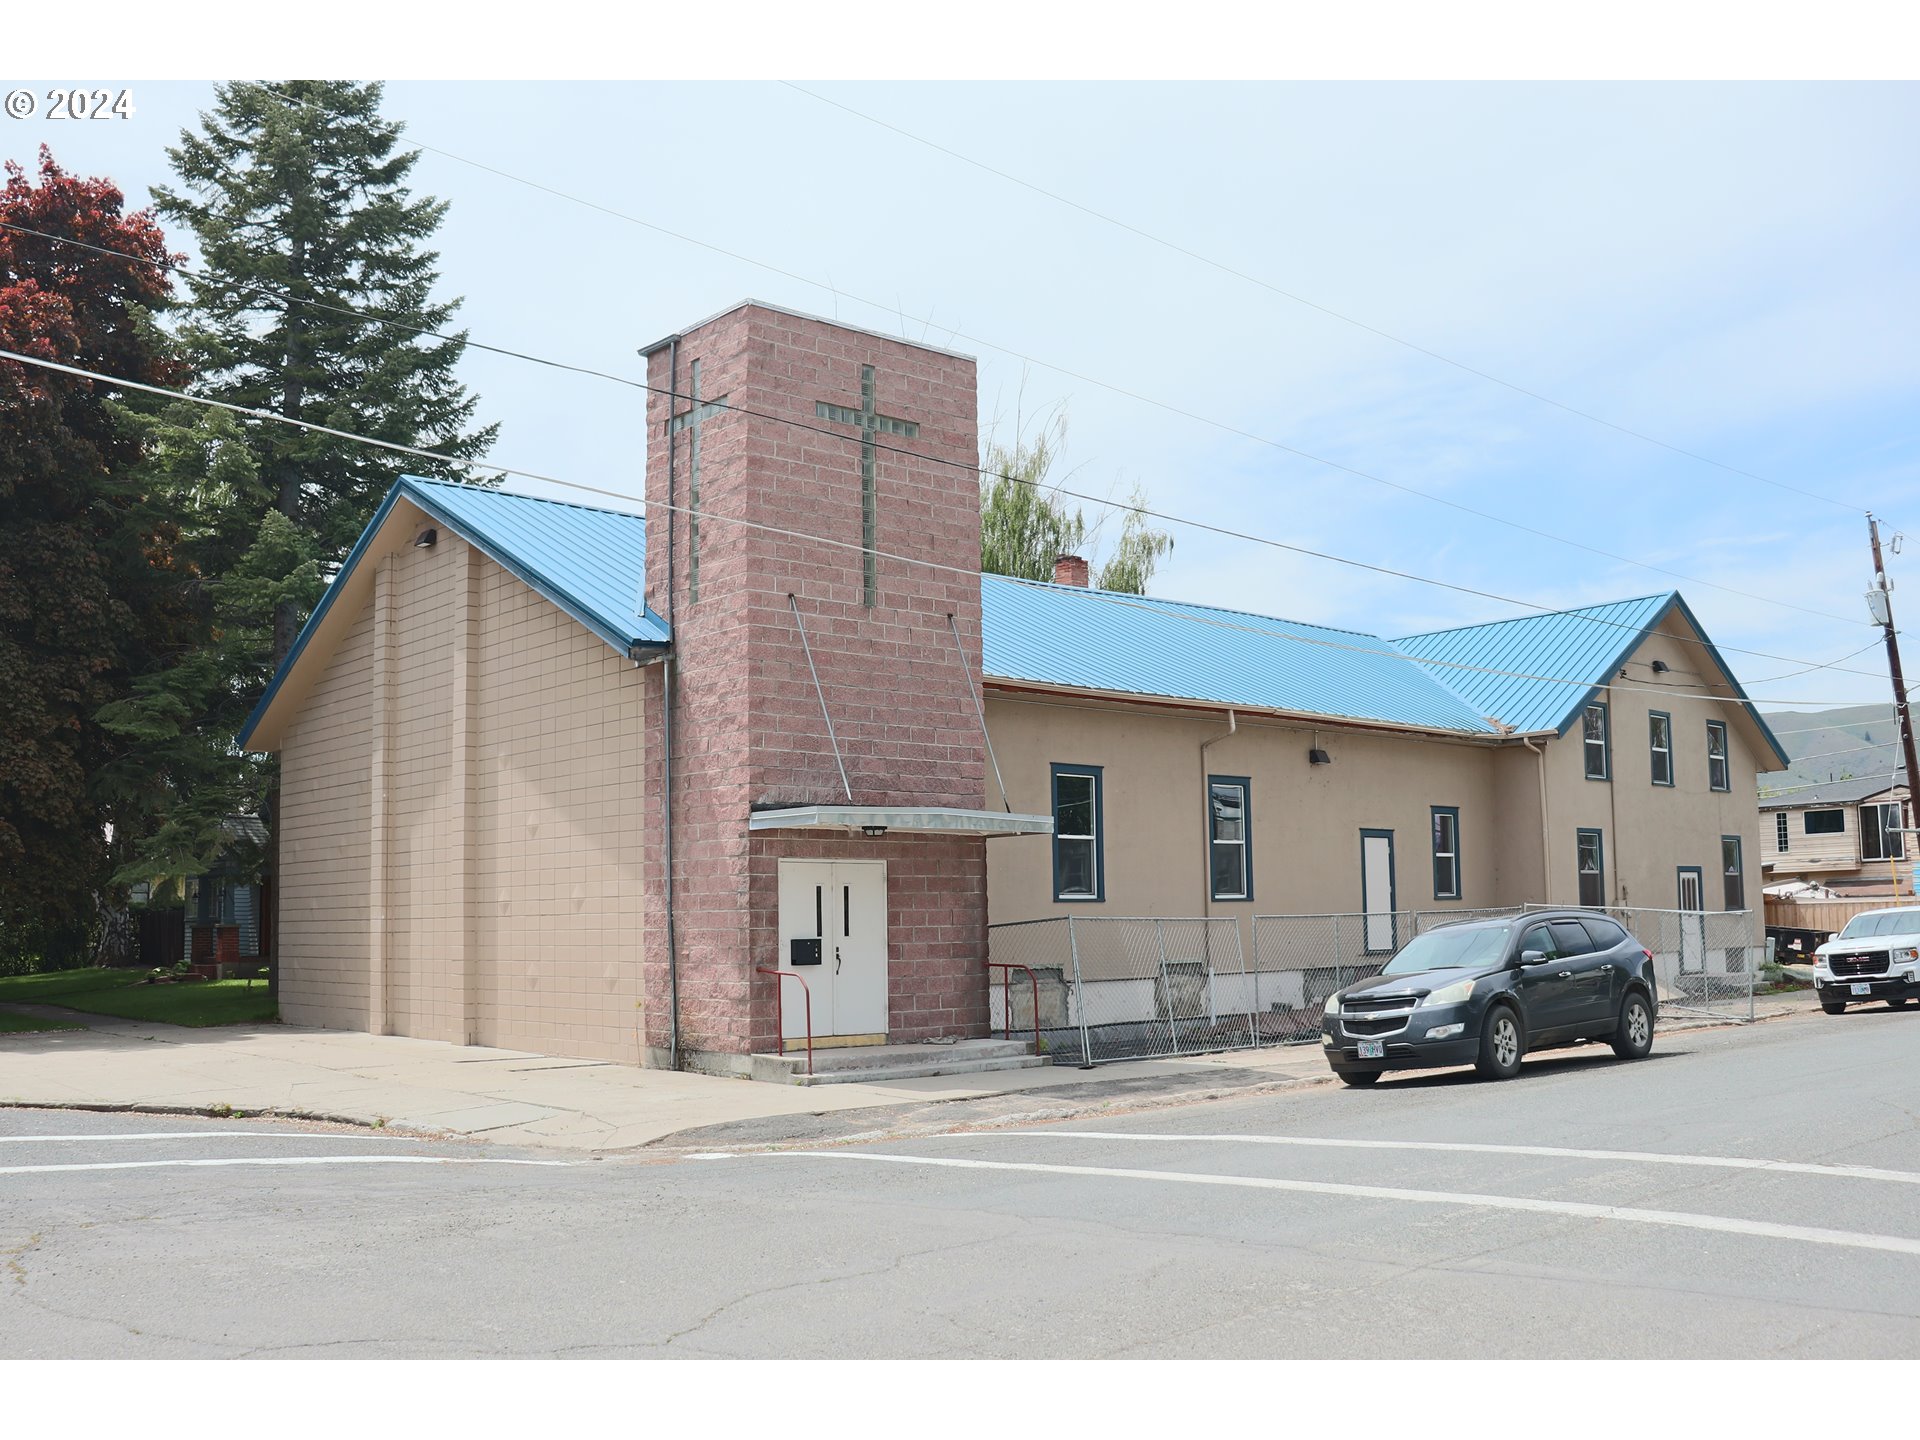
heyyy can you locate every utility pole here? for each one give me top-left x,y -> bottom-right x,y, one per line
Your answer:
1866,515 -> 1920,897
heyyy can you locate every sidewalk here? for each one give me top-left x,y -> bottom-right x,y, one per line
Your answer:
0,995 -> 1811,1154
0,1010 -> 1331,1152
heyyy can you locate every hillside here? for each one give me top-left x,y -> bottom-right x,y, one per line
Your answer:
1758,703 -> 1902,795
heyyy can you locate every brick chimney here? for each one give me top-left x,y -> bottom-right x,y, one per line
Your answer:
1053,554 -> 1089,588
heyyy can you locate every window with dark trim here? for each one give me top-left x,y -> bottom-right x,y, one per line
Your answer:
1706,720 -> 1730,792
1648,711 -> 1673,786
1804,809 -> 1844,836
1775,812 -> 1789,852
1051,764 -> 1104,902
1576,828 -> 1605,908
1431,806 -> 1461,900
1207,775 -> 1251,901
1722,835 -> 1745,910
1583,703 -> 1610,780
1862,802 -> 1905,863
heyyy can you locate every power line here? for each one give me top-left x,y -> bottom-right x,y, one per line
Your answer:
3,217 -> 1887,687
390,134 -> 1871,630
781,81 -> 1871,519
1741,638 -> 1888,686
1,341 -> 1892,717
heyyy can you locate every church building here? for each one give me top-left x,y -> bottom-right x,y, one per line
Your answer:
240,301 -> 1787,1074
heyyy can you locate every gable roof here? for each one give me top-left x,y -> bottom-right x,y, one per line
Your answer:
1758,773 -> 1907,810
1394,591 -> 1790,767
238,477 -> 1786,765
1394,594 -> 1675,734
237,477 -> 667,748
409,478 -> 667,653
982,577 -> 1500,734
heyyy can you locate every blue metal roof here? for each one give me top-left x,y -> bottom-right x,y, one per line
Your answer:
982,576 -> 1501,734
242,478 -> 1786,764
405,478 -> 668,653
238,477 -> 665,747
1393,594 -> 1674,735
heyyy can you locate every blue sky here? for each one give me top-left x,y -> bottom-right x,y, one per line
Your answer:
14,80 -> 1919,714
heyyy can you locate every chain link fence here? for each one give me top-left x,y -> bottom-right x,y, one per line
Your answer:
988,902 -> 1757,1065
986,916 -> 1253,1064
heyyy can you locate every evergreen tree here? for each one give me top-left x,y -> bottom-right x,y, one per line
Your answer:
154,79 -> 496,664
134,83 -> 496,966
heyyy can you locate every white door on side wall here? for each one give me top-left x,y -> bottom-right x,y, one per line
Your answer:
775,859 -> 888,1041
1361,830 -> 1397,957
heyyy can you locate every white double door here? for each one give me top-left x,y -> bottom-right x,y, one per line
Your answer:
776,860 -> 888,1040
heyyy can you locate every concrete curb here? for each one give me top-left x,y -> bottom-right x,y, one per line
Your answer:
0,1098 -> 444,1138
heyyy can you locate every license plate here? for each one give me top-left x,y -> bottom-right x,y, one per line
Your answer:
1357,1039 -> 1385,1059
1852,982 -> 1872,995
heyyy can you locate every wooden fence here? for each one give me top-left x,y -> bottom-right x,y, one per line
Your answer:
1763,896 -> 1913,935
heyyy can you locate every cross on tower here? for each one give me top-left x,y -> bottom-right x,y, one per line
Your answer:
667,359 -> 728,604
816,364 -> 919,607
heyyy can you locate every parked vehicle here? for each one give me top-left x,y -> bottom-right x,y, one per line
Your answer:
1811,906 -> 1920,1013
1321,911 -> 1659,1086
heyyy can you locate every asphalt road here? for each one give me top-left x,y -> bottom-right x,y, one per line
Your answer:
3,1006 -> 1918,1358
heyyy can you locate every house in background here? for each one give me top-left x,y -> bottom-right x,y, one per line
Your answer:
130,814 -> 269,973
1759,773 -> 1911,899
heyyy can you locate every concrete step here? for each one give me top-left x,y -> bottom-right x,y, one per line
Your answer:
749,1038 -> 1049,1086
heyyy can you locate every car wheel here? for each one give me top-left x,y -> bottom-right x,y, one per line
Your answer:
1338,1070 -> 1380,1087
1475,1006 -> 1524,1080
1610,991 -> 1654,1059
1820,998 -> 1846,1014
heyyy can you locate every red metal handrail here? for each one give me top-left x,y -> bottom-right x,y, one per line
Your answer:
986,961 -> 1042,1057
755,966 -> 813,1076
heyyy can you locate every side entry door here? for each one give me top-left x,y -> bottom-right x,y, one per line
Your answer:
775,859 -> 891,1041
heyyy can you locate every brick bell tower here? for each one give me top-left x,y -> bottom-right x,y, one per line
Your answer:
640,302 -> 1037,1074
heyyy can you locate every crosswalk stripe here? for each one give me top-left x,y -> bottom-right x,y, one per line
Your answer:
945,1131 -> 1920,1187
777,1150 -> 1920,1258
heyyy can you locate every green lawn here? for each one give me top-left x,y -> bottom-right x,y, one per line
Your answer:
0,968 -> 277,1027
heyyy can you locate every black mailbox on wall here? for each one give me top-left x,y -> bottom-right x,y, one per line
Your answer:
789,938 -> 823,967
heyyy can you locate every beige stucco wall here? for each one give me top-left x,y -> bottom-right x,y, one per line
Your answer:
276,535 -> 648,1062
1529,612 -> 1765,937
983,693 -> 1503,965
985,609 -> 1770,949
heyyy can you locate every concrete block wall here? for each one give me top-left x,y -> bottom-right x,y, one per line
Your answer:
643,304 -> 989,1062
278,532 -> 647,1062
277,606 -> 376,1030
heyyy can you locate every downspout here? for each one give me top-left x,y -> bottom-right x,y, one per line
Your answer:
1523,737 -> 1550,903
662,652 -> 680,1071
1199,709 -> 1238,921
1605,684 -> 1621,905
663,336 -> 682,1070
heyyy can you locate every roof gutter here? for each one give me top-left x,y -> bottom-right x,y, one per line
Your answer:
982,677 -> 1505,744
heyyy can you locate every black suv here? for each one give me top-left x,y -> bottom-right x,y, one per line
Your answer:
1321,911 -> 1659,1086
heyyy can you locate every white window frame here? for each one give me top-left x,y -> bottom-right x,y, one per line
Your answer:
1206,777 -> 1251,902
1648,711 -> 1673,786
1583,703 -> 1610,781
1706,720 -> 1731,793
1775,812 -> 1789,853
1431,806 -> 1461,901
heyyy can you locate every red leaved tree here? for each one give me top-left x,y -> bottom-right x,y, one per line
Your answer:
0,145 -> 193,962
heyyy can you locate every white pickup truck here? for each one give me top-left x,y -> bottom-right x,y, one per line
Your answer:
1812,906 -> 1920,1014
